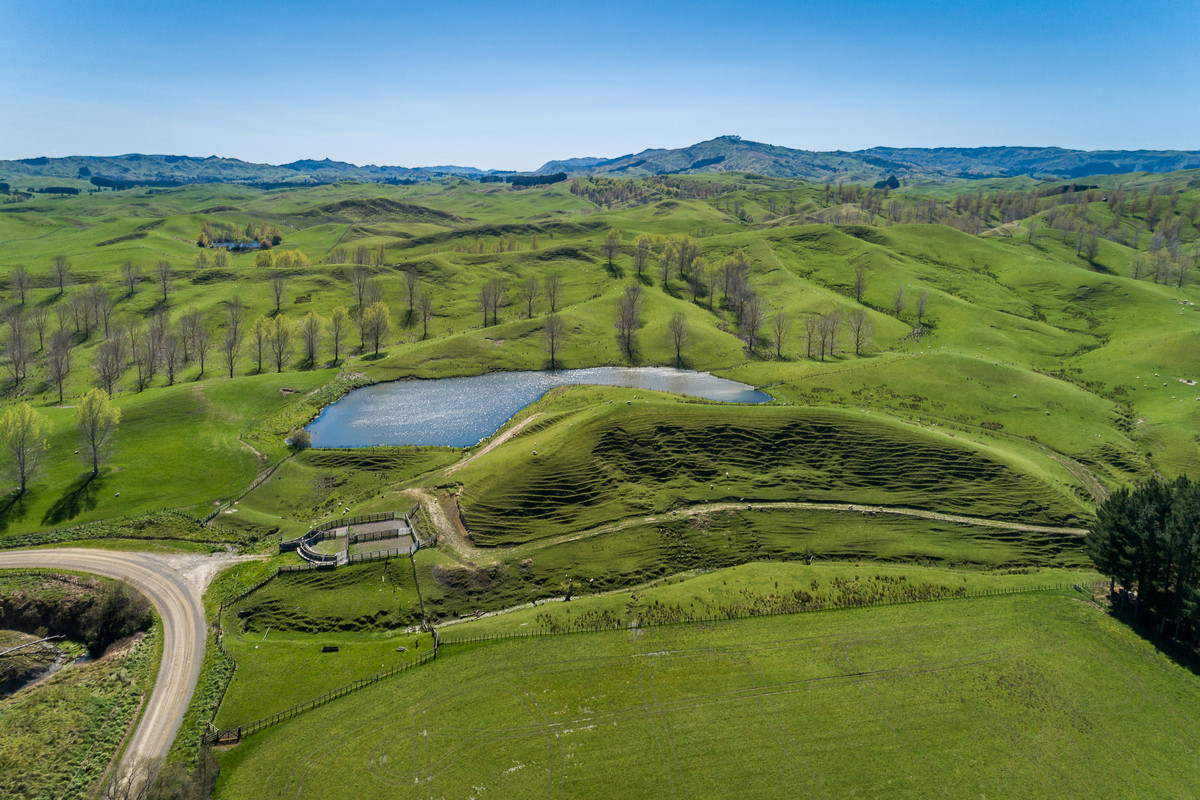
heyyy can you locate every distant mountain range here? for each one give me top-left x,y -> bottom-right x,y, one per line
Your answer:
4,136 -> 1199,190
535,137 -> 1200,181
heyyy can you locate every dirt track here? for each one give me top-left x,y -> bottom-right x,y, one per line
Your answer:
0,548 -> 254,793
443,412 -> 543,477
402,492 -> 1090,563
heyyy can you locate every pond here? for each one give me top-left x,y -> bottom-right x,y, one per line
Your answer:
305,367 -> 772,448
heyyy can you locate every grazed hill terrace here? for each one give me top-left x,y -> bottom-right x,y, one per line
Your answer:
456,404 -> 1090,546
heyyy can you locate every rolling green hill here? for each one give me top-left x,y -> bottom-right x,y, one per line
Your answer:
0,168 -> 1196,544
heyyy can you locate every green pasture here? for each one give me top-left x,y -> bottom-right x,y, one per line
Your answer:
0,369 -> 331,540
216,630 -> 435,729
213,590 -> 1200,800
236,446 -> 457,530
454,400 -> 1092,546
0,171 -> 1196,545
215,560 -> 1101,743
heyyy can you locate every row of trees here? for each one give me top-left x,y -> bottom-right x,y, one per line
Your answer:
3,281 -> 405,403
3,254 -> 455,397
479,274 -> 561,326
1088,477 -> 1200,639
0,389 -> 119,493
326,244 -> 386,267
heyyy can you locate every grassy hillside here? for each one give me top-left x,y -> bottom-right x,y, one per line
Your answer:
454,400 -> 1091,546
0,170 -> 1196,545
213,588 -> 1200,800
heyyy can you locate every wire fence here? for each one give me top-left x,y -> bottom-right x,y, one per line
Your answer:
438,583 -> 1079,646
200,582 -> 1081,744
280,509 -> 420,567
203,646 -> 439,743
347,545 -> 416,564
316,511 -> 396,532
348,528 -> 407,544
203,455 -> 293,524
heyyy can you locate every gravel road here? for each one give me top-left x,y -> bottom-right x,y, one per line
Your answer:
0,548 -> 254,792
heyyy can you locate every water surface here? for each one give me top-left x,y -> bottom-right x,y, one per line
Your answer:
306,367 -> 771,448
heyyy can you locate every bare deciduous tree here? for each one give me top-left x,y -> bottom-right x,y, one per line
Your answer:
660,242 -> 676,285
848,308 -> 873,356
544,274 -> 561,313
742,292 -> 764,353
351,264 -> 371,311
121,260 -> 141,297
543,312 -> 565,369
632,234 -> 652,278
192,321 -> 211,377
155,260 -> 173,303
404,266 -> 419,322
270,315 -> 293,372
93,337 -> 125,394
94,287 -> 116,339
805,315 -> 819,359
602,229 -> 622,270
128,325 -> 156,391
853,262 -> 868,303
221,297 -> 244,378
268,272 -> 287,314
250,317 -> 270,373
915,289 -> 929,325
478,277 -> 505,326
10,264 -> 29,305
418,291 -> 434,339
688,258 -> 706,304
30,305 -> 47,351
178,308 -> 201,364
4,313 -> 30,386
668,311 -> 688,365
614,283 -> 642,360
161,334 -> 182,385
519,276 -> 538,318
46,329 -> 72,402
770,311 -> 792,359
51,255 -> 71,296
892,286 -> 906,319
300,311 -> 323,368
819,309 -> 841,360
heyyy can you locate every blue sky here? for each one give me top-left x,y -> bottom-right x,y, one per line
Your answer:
2,1 -> 1196,169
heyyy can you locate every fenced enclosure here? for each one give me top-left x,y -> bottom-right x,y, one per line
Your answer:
280,507 -> 420,567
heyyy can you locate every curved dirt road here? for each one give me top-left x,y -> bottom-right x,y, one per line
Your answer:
443,412 -> 543,477
0,548 -> 246,791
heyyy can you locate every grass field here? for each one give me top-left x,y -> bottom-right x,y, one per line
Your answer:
0,172 -> 1197,545
213,590 -> 1200,800
216,630 -> 436,729
5,170 -> 1200,793
214,558 -> 1103,732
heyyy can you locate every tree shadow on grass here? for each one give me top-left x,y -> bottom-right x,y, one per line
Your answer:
0,492 -> 31,534
41,473 -> 103,527
1104,592 -> 1200,679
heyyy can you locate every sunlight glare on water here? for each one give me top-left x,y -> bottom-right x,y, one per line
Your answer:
306,367 -> 771,448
